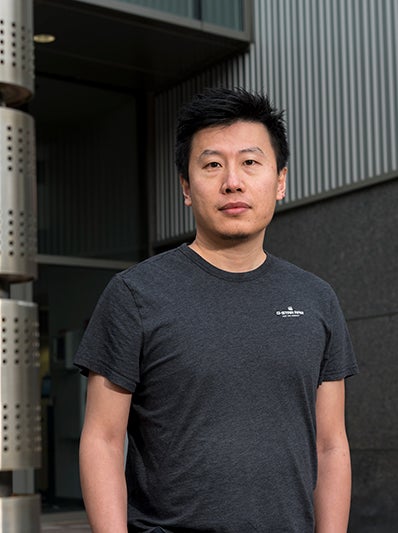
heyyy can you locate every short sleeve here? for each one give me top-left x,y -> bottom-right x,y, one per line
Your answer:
318,290 -> 359,385
73,273 -> 143,392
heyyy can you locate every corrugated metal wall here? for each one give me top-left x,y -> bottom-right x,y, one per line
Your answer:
37,99 -> 145,260
154,0 -> 398,243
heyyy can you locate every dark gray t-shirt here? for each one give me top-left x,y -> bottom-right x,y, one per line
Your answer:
74,244 -> 358,533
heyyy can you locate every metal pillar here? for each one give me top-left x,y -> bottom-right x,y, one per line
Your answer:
0,1 -> 40,531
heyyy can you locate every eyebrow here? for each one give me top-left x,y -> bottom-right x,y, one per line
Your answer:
198,146 -> 265,159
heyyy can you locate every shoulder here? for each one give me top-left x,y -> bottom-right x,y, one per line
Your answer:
266,253 -> 344,317
268,253 -> 333,293
117,245 -> 190,290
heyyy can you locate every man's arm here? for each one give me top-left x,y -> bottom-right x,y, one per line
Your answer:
80,372 -> 132,533
314,379 -> 352,532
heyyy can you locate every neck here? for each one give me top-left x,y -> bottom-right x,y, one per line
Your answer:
189,234 -> 267,273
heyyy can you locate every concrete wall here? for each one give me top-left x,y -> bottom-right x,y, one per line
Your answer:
265,178 -> 398,532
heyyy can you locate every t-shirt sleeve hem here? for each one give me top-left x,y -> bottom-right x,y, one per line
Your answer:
321,364 -> 359,383
74,360 -> 138,393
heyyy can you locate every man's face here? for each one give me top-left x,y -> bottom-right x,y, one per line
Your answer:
180,120 -> 287,246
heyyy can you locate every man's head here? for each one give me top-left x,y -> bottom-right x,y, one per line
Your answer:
175,87 -> 289,182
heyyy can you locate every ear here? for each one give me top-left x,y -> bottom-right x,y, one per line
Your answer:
276,167 -> 287,201
180,175 -> 192,207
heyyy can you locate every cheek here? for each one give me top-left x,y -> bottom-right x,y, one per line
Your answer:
255,186 -> 279,214
190,194 -> 207,215
191,184 -> 217,205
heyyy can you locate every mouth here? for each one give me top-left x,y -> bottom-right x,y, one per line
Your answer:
219,202 -> 251,215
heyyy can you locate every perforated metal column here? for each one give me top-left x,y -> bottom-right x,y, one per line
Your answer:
0,300 -> 40,471
0,108 -> 37,281
0,1 -> 40,530
0,494 -> 40,533
0,0 -> 34,106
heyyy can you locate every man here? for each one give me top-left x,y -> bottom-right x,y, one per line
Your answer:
75,88 -> 358,532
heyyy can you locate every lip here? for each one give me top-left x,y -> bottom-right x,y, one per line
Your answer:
219,202 -> 251,215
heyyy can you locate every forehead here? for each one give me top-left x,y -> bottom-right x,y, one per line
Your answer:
190,121 -> 272,153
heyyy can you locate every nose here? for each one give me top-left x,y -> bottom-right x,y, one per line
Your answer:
221,168 -> 245,193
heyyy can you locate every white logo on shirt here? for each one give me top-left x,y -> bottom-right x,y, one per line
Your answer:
275,305 -> 305,318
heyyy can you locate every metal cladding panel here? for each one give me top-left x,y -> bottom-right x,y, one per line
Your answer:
0,299 -> 41,470
0,494 -> 40,533
0,108 -> 37,281
0,0 -> 34,105
154,0 -> 398,243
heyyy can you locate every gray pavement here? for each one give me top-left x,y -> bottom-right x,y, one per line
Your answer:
41,511 -> 90,532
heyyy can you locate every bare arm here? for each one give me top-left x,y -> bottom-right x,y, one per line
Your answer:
314,379 -> 352,532
80,372 -> 132,533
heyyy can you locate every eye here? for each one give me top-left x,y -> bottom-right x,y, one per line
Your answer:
205,161 -> 221,168
243,159 -> 257,166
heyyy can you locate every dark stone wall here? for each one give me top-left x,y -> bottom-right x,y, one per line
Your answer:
264,178 -> 398,532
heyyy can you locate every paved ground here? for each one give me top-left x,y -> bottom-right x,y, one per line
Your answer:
41,511 -> 90,532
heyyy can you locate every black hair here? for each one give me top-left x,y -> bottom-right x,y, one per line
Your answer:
175,87 -> 289,182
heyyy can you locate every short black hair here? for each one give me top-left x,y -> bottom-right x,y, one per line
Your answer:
175,87 -> 289,182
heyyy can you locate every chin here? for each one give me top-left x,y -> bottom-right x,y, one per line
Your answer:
219,232 -> 251,242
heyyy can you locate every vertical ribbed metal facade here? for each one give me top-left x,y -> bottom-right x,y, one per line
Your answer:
36,100 -> 145,260
154,0 -> 398,243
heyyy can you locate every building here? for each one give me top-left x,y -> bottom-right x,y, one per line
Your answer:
2,0 -> 397,531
